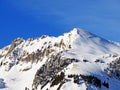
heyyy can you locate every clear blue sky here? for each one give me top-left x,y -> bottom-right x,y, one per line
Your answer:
0,0 -> 120,48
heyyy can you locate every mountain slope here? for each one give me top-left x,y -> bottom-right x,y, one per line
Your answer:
0,28 -> 120,90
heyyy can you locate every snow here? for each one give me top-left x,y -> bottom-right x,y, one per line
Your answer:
0,28 -> 120,90
61,81 -> 87,90
65,62 -> 103,75
0,57 -> 48,90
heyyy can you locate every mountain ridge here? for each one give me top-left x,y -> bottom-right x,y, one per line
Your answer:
0,28 -> 120,90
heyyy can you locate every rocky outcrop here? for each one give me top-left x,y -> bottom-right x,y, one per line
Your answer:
32,52 -> 77,89
6,38 -> 24,57
106,57 -> 120,79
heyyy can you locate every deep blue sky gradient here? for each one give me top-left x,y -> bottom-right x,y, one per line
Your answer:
0,0 -> 120,48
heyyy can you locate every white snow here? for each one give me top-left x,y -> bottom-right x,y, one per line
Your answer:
0,28 -> 120,90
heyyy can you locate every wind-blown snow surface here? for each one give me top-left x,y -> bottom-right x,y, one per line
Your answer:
0,28 -> 120,90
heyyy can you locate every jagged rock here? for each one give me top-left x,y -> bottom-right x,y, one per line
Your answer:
6,38 -> 24,57
32,52 -> 76,89
106,57 -> 120,79
41,35 -> 47,39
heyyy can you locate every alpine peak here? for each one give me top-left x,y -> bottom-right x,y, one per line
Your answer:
0,28 -> 120,90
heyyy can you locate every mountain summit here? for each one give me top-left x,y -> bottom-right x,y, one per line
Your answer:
0,28 -> 120,90
70,28 -> 93,36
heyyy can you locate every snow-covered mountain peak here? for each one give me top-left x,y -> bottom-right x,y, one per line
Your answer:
0,28 -> 120,90
69,28 -> 93,38
71,28 -> 89,34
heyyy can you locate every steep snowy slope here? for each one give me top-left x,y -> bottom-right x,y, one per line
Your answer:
0,28 -> 120,90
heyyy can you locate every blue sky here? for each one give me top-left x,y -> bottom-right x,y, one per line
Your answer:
0,0 -> 120,48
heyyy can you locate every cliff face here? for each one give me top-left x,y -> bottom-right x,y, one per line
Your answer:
0,28 -> 120,90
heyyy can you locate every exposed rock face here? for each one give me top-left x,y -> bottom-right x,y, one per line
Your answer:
107,57 -> 120,79
32,52 -> 76,89
6,38 -> 24,57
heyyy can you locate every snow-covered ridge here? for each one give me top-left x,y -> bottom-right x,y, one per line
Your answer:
0,28 -> 120,90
